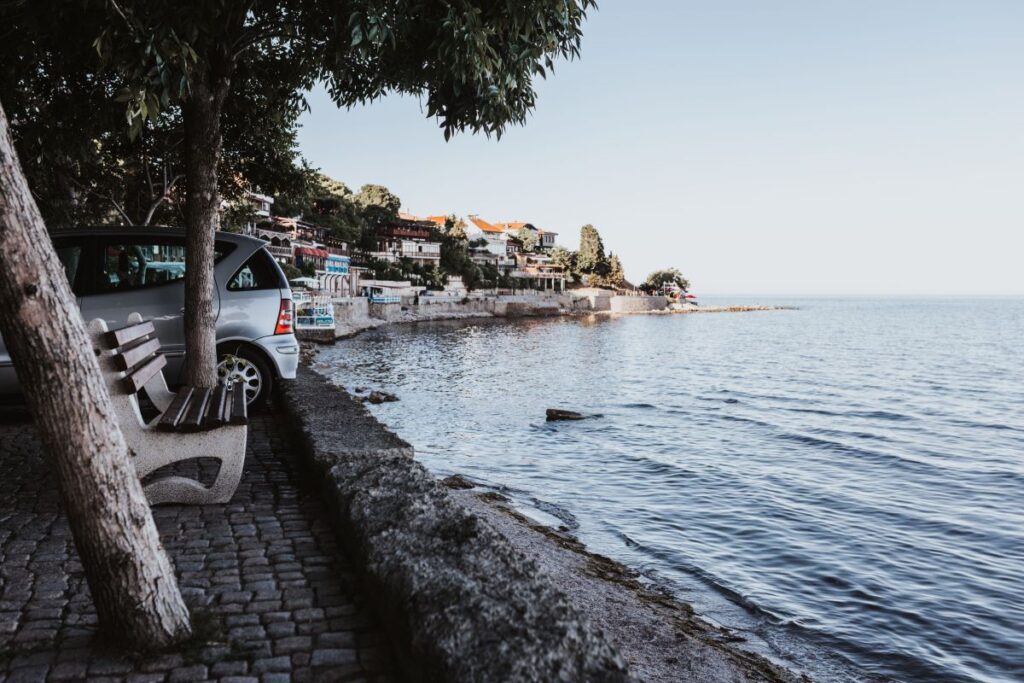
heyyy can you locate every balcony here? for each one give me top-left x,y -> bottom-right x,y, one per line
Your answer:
400,248 -> 440,260
265,245 -> 293,260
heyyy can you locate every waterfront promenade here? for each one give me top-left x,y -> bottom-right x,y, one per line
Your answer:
0,410 -> 394,682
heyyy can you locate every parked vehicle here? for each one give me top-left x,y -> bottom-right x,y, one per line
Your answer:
0,227 -> 298,407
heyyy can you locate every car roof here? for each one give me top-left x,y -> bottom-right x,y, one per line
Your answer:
48,225 -> 266,248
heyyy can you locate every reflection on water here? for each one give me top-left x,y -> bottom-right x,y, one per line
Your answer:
314,298 -> 1024,683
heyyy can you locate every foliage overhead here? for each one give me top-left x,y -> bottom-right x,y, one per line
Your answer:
74,0 -> 596,140
0,2 -> 313,227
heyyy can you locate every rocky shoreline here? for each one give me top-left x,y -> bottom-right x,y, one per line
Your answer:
445,481 -> 806,683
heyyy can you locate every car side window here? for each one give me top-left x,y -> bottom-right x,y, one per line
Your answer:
97,241 -> 186,292
228,249 -> 284,291
94,238 -> 235,293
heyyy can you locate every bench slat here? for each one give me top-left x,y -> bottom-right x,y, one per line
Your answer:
180,388 -> 212,432
102,321 -> 155,350
114,338 -> 161,372
157,387 -> 193,431
120,353 -> 167,394
229,382 -> 248,425
206,385 -> 228,428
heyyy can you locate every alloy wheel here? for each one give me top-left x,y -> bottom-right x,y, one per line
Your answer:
216,354 -> 263,405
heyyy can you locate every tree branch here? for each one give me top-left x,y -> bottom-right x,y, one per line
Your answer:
142,173 -> 182,226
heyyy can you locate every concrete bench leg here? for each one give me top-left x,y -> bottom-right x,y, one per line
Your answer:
131,426 -> 248,505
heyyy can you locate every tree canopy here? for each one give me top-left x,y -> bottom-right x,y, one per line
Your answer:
576,223 -> 609,277
641,268 -> 691,294
517,227 -> 539,253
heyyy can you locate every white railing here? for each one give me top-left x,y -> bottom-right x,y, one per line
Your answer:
400,249 -> 440,259
294,295 -> 335,329
265,245 -> 293,259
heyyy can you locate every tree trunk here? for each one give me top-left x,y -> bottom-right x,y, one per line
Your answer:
182,77 -> 230,388
0,101 -> 192,649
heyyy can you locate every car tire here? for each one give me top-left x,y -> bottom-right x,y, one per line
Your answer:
217,345 -> 273,410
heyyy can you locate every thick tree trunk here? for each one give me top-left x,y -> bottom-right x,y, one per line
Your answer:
0,102 -> 192,648
182,78 -> 230,388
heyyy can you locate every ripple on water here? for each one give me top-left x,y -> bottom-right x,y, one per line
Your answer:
315,299 -> 1024,683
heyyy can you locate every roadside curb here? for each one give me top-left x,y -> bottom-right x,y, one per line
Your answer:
279,366 -> 632,681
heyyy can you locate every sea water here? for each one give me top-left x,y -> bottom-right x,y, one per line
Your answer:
313,297 -> 1024,682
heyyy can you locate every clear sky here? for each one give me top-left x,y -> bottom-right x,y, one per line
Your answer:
296,1 -> 1024,296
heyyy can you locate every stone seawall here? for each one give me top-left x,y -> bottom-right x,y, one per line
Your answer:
609,295 -> 668,313
297,294 -> 575,343
280,368 -> 631,681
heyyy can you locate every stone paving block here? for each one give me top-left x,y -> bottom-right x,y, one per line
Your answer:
0,413 -> 396,681
310,648 -> 360,667
210,660 -> 248,676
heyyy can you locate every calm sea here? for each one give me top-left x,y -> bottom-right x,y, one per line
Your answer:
312,297 -> 1024,682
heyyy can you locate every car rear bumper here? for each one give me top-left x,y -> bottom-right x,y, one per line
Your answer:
253,334 -> 299,380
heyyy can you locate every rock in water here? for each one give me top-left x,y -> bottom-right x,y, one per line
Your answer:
366,390 -> 399,404
546,408 -> 586,421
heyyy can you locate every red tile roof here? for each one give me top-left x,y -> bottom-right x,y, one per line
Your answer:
468,216 -> 506,233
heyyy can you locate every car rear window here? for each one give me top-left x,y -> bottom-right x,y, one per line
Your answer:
228,248 -> 286,291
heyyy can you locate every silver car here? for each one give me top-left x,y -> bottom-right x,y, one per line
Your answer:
0,227 -> 298,407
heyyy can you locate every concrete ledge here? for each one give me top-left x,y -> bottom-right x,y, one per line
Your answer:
609,295 -> 668,312
280,367 -> 631,681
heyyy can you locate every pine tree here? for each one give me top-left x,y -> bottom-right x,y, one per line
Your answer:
608,253 -> 625,287
577,224 -> 609,276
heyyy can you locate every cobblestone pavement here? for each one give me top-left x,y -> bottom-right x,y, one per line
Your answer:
0,408 -> 396,682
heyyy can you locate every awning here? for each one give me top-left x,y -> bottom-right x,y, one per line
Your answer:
296,247 -> 328,258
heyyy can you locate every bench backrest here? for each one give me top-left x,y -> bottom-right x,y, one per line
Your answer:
95,320 -> 167,394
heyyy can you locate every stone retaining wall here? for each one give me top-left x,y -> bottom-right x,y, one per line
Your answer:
609,295 -> 668,313
280,368 -> 631,681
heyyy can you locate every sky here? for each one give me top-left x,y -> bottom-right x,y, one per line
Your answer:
296,1 -> 1024,296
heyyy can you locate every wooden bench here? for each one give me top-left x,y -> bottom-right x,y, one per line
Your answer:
87,313 -> 247,505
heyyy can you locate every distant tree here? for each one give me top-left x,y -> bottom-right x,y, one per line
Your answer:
427,264 -> 446,289
517,227 -> 539,253
479,262 -> 500,289
641,268 -> 691,294
281,263 -> 302,280
550,246 -> 578,283
306,175 -> 362,243
576,224 -> 609,277
446,216 -> 469,241
355,184 -> 401,229
607,253 -> 626,287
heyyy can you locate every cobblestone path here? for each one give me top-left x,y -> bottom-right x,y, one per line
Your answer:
0,409 -> 396,682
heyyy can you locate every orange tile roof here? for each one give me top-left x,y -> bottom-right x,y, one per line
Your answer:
425,215 -> 449,225
468,216 -> 506,233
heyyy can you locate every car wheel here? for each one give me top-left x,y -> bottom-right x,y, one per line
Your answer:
216,346 -> 273,409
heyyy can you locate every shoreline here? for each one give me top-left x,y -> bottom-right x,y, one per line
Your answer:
299,306 -> 810,680
445,481 -> 807,683
298,296 -> 790,348
289,365 -> 808,681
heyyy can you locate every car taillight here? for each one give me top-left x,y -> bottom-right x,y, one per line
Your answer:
274,298 -> 294,335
